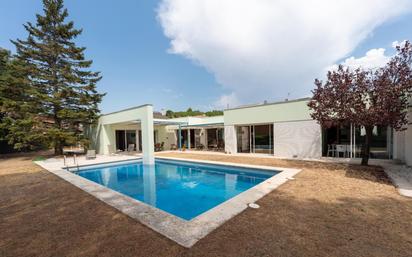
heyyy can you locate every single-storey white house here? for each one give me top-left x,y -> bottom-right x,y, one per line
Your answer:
90,98 -> 412,166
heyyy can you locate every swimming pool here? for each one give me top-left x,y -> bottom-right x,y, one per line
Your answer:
75,158 -> 278,220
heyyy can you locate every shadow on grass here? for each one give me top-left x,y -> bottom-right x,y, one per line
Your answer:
343,164 -> 392,185
0,150 -> 54,161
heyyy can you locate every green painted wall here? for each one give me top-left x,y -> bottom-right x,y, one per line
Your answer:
95,104 -> 155,164
224,98 -> 312,125
100,104 -> 152,125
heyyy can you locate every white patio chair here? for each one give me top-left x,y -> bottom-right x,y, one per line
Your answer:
327,144 -> 336,157
345,145 -> 355,158
335,145 -> 348,158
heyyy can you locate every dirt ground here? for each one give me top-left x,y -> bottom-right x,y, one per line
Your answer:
1,152 -> 411,257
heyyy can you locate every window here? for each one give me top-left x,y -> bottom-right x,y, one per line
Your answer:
236,124 -> 273,154
115,130 -> 136,151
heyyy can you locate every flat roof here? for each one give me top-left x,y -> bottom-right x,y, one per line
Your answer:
101,104 -> 152,116
153,119 -> 187,125
181,122 -> 224,128
225,97 -> 311,111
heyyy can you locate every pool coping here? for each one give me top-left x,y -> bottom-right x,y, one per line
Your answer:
36,157 -> 301,248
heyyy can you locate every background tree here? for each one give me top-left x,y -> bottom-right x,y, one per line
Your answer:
308,41 -> 412,165
165,109 -> 174,118
205,110 -> 224,117
165,108 -> 223,118
11,0 -> 105,154
0,48 -> 46,152
0,49 -> 16,153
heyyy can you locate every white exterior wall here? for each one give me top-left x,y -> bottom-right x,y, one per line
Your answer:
273,120 -> 322,159
406,104 -> 412,166
97,104 -> 154,164
406,124 -> 412,166
393,104 -> 412,166
156,125 -> 178,150
393,130 -> 405,162
224,125 -> 237,154
98,125 -> 114,154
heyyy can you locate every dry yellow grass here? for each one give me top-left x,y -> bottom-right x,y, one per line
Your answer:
1,152 -> 411,257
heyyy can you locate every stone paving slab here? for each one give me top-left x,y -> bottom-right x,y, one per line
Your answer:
381,163 -> 412,198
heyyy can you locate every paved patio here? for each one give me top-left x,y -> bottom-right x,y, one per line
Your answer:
382,163 -> 412,197
39,153 -> 142,170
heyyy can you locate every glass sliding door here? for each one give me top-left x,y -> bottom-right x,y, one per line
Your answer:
206,128 -> 225,151
353,125 -> 392,159
115,130 -> 126,151
126,130 -> 136,151
189,129 -> 195,148
115,130 -> 136,151
322,124 -> 392,159
236,124 -> 273,154
138,130 -> 142,151
195,129 -> 201,148
207,129 -> 217,149
322,124 -> 351,157
217,128 -> 224,150
177,129 -> 188,148
254,124 -> 273,154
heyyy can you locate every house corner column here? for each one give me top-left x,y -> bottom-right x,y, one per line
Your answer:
100,124 -> 114,155
141,105 -> 155,164
224,125 -> 237,154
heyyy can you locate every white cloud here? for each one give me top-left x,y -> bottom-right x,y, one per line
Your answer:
329,48 -> 391,71
214,93 -> 240,109
392,40 -> 408,48
329,40 -> 407,71
157,0 -> 412,107
342,48 -> 390,69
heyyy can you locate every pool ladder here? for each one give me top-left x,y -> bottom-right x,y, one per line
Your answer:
63,154 -> 79,172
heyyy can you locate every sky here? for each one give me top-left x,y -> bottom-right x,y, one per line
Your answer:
1,0 -> 412,113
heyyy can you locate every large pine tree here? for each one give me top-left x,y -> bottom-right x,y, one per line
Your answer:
11,0 -> 104,154
0,48 -> 45,151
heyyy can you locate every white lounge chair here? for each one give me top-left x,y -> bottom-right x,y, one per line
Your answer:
106,144 -> 112,155
86,149 -> 96,160
127,144 -> 135,154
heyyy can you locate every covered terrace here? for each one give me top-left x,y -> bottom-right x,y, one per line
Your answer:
94,104 -> 187,164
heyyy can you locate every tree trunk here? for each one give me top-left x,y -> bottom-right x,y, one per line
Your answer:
361,126 -> 373,166
54,140 -> 63,155
54,144 -> 63,155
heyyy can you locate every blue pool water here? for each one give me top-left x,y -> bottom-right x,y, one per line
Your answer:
76,159 -> 277,220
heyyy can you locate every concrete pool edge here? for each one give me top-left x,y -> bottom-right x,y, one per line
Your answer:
36,157 -> 301,248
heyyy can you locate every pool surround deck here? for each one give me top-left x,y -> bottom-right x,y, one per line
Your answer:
35,155 -> 301,248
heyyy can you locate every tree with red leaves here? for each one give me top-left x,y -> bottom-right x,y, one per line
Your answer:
308,41 -> 412,165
